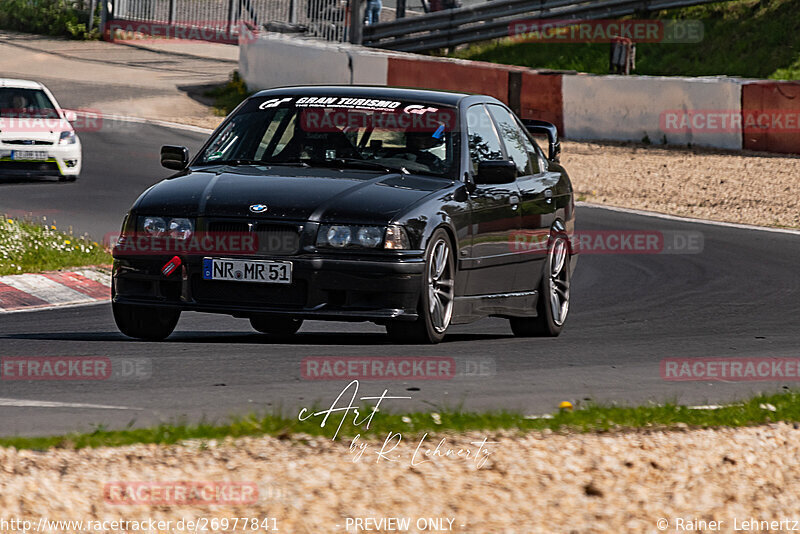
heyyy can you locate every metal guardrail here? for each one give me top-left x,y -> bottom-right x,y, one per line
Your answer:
363,0 -> 729,51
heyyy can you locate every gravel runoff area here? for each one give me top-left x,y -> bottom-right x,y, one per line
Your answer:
2,425 -> 800,533
562,141 -> 800,229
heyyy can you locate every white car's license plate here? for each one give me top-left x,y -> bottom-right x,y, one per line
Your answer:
11,150 -> 48,160
202,258 -> 292,284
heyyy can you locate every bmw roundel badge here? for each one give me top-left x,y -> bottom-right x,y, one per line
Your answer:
249,204 -> 268,213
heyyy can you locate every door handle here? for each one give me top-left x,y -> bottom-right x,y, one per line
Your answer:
544,189 -> 553,203
510,195 -> 520,210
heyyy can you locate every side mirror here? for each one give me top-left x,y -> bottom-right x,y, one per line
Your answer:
523,119 -> 561,163
161,145 -> 189,170
62,109 -> 77,122
475,160 -> 517,185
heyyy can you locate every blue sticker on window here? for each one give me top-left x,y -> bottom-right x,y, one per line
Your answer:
432,124 -> 445,139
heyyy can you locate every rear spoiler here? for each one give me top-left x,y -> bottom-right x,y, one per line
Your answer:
522,119 -> 561,163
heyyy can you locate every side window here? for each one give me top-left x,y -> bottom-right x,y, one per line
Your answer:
515,118 -> 544,174
487,104 -> 533,176
466,105 -> 504,173
203,119 -> 239,161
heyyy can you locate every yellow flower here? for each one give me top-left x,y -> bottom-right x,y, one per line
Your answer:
51,225 -> 57,230
64,240 -> 71,245
6,219 -> 13,224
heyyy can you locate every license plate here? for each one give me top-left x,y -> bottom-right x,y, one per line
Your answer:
202,258 -> 292,284
11,150 -> 48,160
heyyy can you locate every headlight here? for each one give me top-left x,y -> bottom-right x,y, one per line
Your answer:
139,216 -> 194,240
357,226 -> 383,248
318,224 -> 386,249
141,216 -> 166,237
317,224 -> 410,249
168,218 -> 193,240
325,225 -> 352,248
58,131 -> 76,145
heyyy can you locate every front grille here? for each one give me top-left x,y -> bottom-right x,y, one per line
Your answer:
3,140 -> 53,145
0,161 -> 59,174
206,220 -> 301,256
191,276 -> 307,307
207,221 -> 248,234
255,224 -> 301,255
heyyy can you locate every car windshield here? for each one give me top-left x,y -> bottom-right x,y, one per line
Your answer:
0,88 -> 59,118
197,95 -> 459,178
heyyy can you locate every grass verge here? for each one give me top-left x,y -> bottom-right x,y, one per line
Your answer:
452,0 -> 800,80
205,71 -> 254,116
0,216 -> 111,275
3,390 -> 799,450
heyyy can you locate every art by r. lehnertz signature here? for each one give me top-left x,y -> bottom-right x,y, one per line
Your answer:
298,380 -> 497,468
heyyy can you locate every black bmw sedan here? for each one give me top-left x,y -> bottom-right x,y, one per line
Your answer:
112,86 -> 577,343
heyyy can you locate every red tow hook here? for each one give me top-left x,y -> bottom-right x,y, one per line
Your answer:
161,256 -> 182,277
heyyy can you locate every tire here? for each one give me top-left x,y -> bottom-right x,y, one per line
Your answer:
112,302 -> 180,340
386,228 -> 455,344
510,233 -> 570,337
250,315 -> 303,337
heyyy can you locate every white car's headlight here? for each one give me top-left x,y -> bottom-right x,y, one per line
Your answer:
58,131 -> 76,145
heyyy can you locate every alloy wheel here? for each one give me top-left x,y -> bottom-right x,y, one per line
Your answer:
427,238 -> 454,333
548,236 -> 570,326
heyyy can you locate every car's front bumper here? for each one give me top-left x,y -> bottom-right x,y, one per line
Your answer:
0,143 -> 82,177
112,253 -> 426,322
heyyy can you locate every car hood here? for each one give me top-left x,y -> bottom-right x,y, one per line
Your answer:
0,117 -> 72,143
134,166 -> 452,224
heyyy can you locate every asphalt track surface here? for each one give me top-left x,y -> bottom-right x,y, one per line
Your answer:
1,123 -> 799,437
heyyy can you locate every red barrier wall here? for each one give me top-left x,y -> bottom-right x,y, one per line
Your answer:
741,81 -> 800,154
520,72 -> 563,134
387,57 -> 511,102
387,57 -> 564,135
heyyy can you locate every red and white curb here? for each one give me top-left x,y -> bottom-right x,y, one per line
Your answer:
0,268 -> 111,313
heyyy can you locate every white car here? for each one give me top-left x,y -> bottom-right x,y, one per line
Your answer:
0,78 -> 82,181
